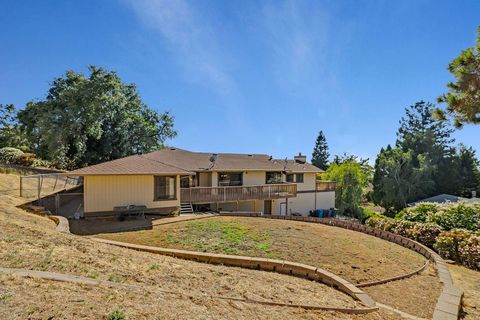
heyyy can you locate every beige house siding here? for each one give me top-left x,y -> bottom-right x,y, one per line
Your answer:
84,175 -> 180,213
271,173 -> 335,216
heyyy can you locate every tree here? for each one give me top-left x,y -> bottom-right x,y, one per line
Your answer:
324,158 -> 370,217
396,101 -> 455,195
17,66 -> 177,169
436,26 -> 480,127
0,104 -> 28,150
372,147 -> 434,213
453,145 -> 480,197
311,130 -> 329,170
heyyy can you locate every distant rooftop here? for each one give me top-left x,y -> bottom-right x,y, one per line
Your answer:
410,193 -> 480,205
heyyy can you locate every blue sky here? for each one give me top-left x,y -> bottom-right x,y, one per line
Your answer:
1,0 -> 479,162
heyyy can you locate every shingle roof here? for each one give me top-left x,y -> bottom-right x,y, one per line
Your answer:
67,154 -> 194,176
411,194 -> 469,205
66,147 -> 323,176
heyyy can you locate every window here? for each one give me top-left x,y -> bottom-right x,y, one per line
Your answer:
266,172 -> 282,184
154,176 -> 176,201
180,176 -> 191,188
295,173 -> 304,183
218,172 -> 243,186
286,174 -> 294,182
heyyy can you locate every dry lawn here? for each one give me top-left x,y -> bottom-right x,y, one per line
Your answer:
98,216 -> 445,318
0,173 -> 398,319
99,216 -> 426,284
448,264 -> 480,320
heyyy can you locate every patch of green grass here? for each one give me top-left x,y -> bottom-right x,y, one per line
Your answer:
88,271 -> 99,279
1,292 -> 13,302
172,220 -> 273,255
108,274 -> 123,283
149,264 -> 160,271
107,309 -> 127,320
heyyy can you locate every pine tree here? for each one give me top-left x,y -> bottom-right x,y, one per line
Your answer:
311,131 -> 330,170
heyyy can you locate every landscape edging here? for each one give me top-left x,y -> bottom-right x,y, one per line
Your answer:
218,213 -> 463,320
92,237 -> 378,313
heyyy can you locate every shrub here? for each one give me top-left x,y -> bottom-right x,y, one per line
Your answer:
458,234 -> 480,270
359,207 -> 381,223
366,216 -> 441,248
107,309 -> 127,320
391,219 -> 415,237
31,158 -> 52,168
397,203 -> 439,222
15,152 -> 36,166
427,204 -> 480,231
407,223 -> 442,248
0,147 -> 24,164
434,229 -> 480,270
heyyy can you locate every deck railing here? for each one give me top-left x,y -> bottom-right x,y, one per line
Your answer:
316,181 -> 336,192
181,183 -> 297,204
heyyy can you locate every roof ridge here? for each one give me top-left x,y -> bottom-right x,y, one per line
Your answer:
140,154 -> 194,174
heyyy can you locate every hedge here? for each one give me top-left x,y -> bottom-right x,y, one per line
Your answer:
367,216 -> 480,270
0,147 -> 24,164
397,202 -> 480,231
434,229 -> 480,270
366,216 -> 441,248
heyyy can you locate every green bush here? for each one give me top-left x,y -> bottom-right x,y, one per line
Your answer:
406,222 -> 442,248
15,152 -> 36,166
0,147 -> 24,164
359,207 -> 381,223
107,309 -> 127,320
434,229 -> 480,270
31,158 -> 52,168
366,216 -> 441,248
397,203 -> 439,222
427,204 -> 480,231
458,234 -> 480,270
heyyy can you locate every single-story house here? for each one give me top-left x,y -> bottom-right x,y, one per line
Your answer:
66,148 -> 336,219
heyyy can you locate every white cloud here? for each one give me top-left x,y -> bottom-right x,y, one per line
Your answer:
124,0 -> 243,117
261,0 -> 330,93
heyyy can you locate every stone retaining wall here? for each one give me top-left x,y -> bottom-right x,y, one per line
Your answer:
93,238 -> 377,314
218,213 -> 463,320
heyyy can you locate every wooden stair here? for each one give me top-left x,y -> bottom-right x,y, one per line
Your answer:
180,203 -> 194,214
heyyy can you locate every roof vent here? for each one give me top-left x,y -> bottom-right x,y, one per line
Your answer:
294,152 -> 306,164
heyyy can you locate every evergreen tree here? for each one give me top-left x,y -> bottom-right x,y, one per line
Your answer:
436,26 -> 480,127
396,101 -> 455,196
311,130 -> 330,170
372,147 -> 434,212
454,145 -> 480,197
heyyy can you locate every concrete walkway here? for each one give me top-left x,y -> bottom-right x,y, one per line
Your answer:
69,212 -> 217,235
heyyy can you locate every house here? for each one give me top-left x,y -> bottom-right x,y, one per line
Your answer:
410,192 -> 480,206
66,148 -> 336,219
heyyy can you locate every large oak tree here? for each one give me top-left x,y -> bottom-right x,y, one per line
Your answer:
17,66 -> 177,169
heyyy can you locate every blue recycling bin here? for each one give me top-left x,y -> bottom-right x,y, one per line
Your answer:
314,209 -> 324,218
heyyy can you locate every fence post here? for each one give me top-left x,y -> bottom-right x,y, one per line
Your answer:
19,176 -> 23,197
55,193 -> 60,214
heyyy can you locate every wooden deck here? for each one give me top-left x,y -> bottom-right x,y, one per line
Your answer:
181,183 -> 297,204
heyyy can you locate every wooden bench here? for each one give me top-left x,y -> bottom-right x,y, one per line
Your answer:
113,205 -> 147,221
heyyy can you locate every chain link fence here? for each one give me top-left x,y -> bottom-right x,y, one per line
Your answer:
19,173 -> 82,199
